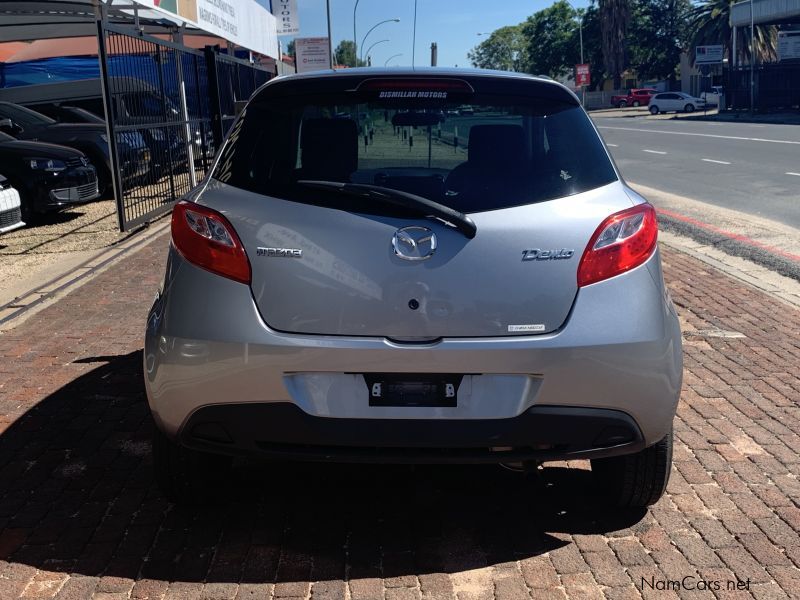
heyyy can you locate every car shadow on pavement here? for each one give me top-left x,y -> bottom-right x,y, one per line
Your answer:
0,351 -> 647,583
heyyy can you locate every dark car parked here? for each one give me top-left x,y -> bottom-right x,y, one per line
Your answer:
0,131 -> 99,219
33,100 -> 196,173
31,104 -> 153,184
0,102 -> 148,194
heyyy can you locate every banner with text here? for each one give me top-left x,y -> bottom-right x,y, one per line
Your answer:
273,0 -> 300,36
575,64 -> 590,87
132,0 -> 279,58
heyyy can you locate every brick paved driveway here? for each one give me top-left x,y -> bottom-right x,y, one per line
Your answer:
0,233 -> 798,600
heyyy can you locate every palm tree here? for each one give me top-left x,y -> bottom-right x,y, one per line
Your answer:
599,0 -> 630,89
688,0 -> 777,66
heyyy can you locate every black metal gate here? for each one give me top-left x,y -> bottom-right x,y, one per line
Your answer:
97,23 -> 273,231
205,49 -> 274,151
725,64 -> 800,111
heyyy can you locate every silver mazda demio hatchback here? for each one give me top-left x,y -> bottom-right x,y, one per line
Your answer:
145,68 -> 683,507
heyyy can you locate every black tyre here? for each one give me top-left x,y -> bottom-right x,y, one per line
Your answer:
152,425 -> 233,504
618,101 -> 627,108
97,166 -> 112,198
684,103 -> 695,113
632,101 -> 640,107
649,105 -> 659,115
591,428 -> 673,508
19,198 -> 36,225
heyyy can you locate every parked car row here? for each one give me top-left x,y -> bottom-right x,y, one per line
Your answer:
0,77 -> 203,174
608,88 -> 717,114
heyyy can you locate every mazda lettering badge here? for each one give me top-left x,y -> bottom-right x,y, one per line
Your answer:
392,226 -> 437,261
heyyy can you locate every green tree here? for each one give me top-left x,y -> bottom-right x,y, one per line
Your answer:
600,0 -> 630,88
521,1 -> 582,78
629,0 -> 691,82
334,40 -> 366,67
687,0 -> 776,66
286,39 -> 295,57
467,25 -> 526,72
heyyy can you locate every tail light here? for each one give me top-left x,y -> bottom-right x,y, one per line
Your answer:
577,203 -> 658,287
171,201 -> 251,284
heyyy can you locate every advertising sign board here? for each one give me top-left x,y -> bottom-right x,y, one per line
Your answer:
296,37 -> 331,73
695,45 -> 724,64
575,64 -> 590,87
273,0 -> 300,36
778,31 -> 800,61
132,0 -> 279,58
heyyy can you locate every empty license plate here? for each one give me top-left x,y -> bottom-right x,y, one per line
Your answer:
364,374 -> 463,407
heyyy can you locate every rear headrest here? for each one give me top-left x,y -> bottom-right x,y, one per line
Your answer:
301,118 -> 358,180
467,124 -> 525,169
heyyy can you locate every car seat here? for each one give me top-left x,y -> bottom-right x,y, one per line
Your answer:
444,124 -> 526,211
298,118 -> 358,182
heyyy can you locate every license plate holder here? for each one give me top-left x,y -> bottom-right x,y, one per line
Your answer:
364,373 -> 463,407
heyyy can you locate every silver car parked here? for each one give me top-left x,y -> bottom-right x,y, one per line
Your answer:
145,68 -> 682,507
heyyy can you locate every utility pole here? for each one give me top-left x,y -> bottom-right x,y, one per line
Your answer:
750,0 -> 755,113
326,0 -> 333,68
430,42 -> 437,67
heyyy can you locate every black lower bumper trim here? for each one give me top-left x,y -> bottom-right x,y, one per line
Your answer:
178,403 -> 645,464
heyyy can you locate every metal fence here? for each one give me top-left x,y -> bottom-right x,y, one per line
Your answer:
206,49 -> 273,150
725,64 -> 800,111
97,24 -> 273,232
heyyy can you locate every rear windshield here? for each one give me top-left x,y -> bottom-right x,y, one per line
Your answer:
212,89 -> 617,213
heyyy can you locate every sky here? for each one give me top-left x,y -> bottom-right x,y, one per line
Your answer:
281,0 -> 589,68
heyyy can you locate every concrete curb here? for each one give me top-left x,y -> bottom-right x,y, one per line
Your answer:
658,231 -> 800,310
0,219 -> 169,331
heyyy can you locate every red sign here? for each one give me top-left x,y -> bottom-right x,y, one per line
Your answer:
575,64 -> 590,87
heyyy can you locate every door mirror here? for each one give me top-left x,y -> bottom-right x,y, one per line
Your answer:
0,118 -> 23,136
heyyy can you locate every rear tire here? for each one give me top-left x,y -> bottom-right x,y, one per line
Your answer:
18,196 -> 36,225
152,425 -> 233,505
684,104 -> 695,113
591,428 -> 673,508
649,105 -> 659,115
618,101 -> 627,108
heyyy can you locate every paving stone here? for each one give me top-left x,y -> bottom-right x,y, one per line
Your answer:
0,223 -> 798,600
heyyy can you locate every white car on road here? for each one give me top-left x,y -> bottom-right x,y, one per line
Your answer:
649,92 -> 707,115
0,174 -> 24,234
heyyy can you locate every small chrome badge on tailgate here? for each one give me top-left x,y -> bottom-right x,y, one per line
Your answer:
522,248 -> 574,261
256,247 -> 302,258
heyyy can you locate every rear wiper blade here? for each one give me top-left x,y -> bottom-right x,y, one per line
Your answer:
297,180 -> 477,240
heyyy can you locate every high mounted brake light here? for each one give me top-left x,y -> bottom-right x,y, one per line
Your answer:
356,78 -> 474,93
577,203 -> 658,287
171,201 -> 251,284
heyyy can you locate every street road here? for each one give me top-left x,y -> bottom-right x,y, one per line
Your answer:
592,116 -> 800,228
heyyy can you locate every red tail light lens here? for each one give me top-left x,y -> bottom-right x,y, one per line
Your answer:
577,203 -> 658,287
171,201 -> 251,284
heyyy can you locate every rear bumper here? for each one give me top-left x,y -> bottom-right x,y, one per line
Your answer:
145,247 -> 682,453
182,403 -> 645,463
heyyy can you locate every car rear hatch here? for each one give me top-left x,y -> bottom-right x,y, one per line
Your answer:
198,72 -> 629,338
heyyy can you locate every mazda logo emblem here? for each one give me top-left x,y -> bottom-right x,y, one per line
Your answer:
392,226 -> 437,261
